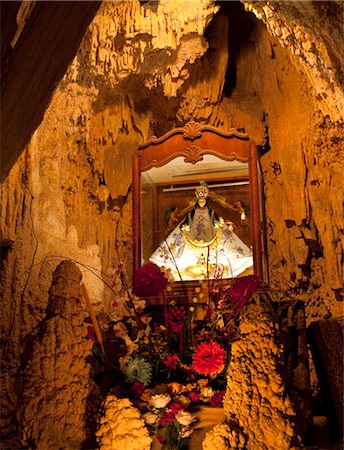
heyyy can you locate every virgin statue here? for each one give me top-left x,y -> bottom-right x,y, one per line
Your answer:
149,183 -> 253,281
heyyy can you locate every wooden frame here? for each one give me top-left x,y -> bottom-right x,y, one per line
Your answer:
133,121 -> 265,284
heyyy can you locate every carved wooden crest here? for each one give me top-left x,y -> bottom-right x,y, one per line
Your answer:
182,121 -> 202,141
184,145 -> 203,164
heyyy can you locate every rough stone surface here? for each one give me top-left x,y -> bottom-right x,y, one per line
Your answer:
1,0 -> 343,446
221,296 -> 297,450
16,260 -> 101,449
96,395 -> 152,450
242,1 -> 344,122
203,423 -> 246,450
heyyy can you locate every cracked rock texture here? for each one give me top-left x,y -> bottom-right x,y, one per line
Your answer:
96,395 -> 152,450
1,0 -> 343,446
221,296 -> 297,450
242,1 -> 344,122
203,423 -> 246,450
16,260 -> 101,450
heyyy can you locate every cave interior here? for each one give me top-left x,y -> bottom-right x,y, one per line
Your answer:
0,1 -> 343,449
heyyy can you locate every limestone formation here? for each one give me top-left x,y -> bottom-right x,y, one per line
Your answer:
221,295 -> 297,450
16,260 -> 101,450
1,0 -> 343,446
202,423 -> 246,450
96,395 -> 152,450
242,1 -> 344,122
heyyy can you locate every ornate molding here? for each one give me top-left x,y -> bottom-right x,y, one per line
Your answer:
139,122 -> 249,150
182,121 -> 202,141
184,145 -> 203,164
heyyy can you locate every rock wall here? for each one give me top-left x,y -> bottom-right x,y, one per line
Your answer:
1,0 -> 343,446
0,0 -> 222,445
96,395 -> 152,450
16,260 -> 101,449
221,296 -> 297,450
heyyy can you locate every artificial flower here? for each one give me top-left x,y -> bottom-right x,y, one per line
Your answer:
141,389 -> 153,402
186,383 -> 196,392
210,390 -> 225,407
143,412 -> 159,425
129,381 -> 145,399
133,262 -> 168,297
113,321 -> 128,337
192,341 -> 226,376
110,310 -> 123,322
174,395 -> 191,408
200,386 -> 214,401
149,393 -> 171,409
180,428 -> 194,438
188,391 -> 200,402
168,306 -> 187,333
169,402 -> 183,414
124,357 -> 152,386
175,410 -> 196,427
132,297 -> 147,312
160,410 -> 175,425
138,312 -> 152,325
163,354 -> 178,369
197,379 -> 208,388
168,382 -> 184,394
229,274 -> 259,313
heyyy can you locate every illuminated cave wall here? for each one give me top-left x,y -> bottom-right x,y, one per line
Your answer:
0,0 -> 343,447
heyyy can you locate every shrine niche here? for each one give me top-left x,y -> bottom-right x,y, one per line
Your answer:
133,121 -> 267,291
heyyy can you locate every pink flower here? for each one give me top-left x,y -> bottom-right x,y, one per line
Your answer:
229,275 -> 259,313
160,410 -> 175,425
169,402 -> 183,414
163,354 -> 178,369
168,306 -> 187,333
210,390 -> 225,407
129,381 -> 145,399
192,341 -> 226,377
188,391 -> 201,402
133,263 -> 168,297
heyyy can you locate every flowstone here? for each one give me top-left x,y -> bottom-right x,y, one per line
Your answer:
16,260 -> 101,449
204,295 -> 297,450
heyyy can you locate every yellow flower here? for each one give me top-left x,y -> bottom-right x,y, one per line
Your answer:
168,382 -> 184,394
197,379 -> 209,388
192,297 -> 198,303
186,383 -> 196,392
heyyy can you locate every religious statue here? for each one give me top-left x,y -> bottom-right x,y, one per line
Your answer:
149,183 -> 253,281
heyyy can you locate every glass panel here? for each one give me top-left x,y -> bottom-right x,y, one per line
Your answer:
141,156 -> 254,281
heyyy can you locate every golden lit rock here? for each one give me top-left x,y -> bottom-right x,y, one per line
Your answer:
96,395 -> 152,450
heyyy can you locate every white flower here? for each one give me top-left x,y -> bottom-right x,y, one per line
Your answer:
175,395 -> 191,407
148,393 -> 171,409
110,310 -> 123,322
175,410 -> 196,427
113,322 -> 127,337
200,386 -> 213,401
180,428 -> 194,438
133,297 -> 146,312
143,412 -> 159,425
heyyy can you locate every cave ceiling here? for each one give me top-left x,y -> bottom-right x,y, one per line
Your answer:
0,0 -> 343,182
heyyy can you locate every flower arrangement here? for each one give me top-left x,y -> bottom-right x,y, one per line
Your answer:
88,262 -> 259,449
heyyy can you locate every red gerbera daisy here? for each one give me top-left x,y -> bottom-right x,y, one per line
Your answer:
192,341 -> 226,377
